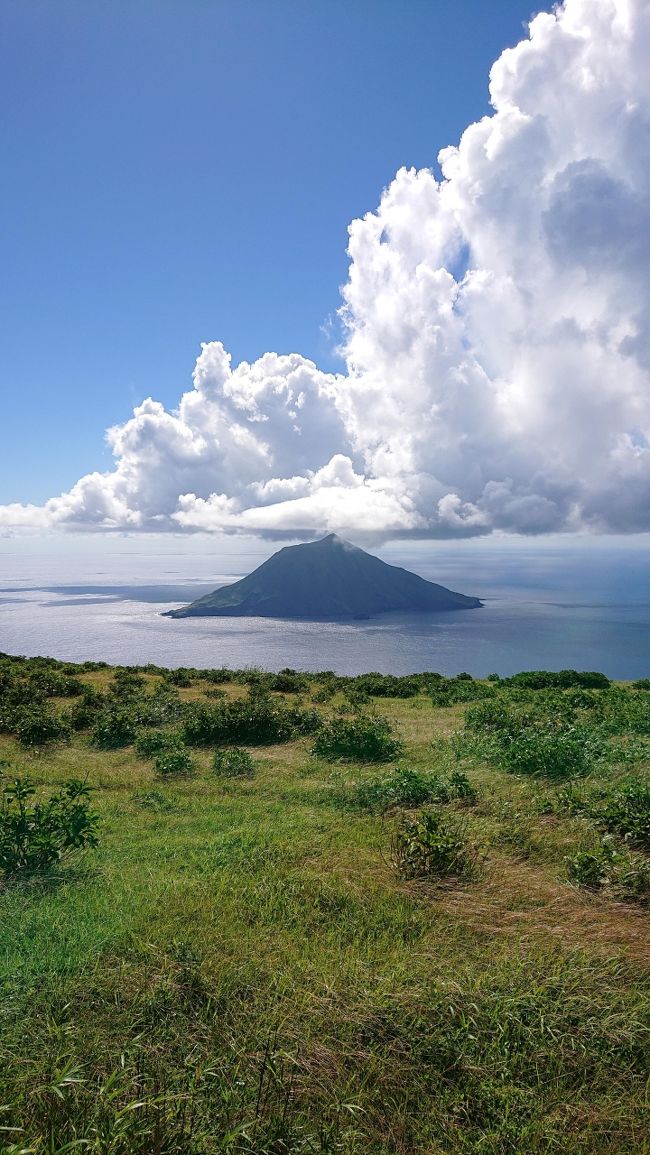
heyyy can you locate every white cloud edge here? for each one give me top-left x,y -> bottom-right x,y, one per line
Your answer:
2,0 -> 649,541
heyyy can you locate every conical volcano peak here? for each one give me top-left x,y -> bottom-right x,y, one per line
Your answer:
166,535 -> 482,621
313,532 -> 355,548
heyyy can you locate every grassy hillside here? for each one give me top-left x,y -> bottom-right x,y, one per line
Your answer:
0,655 -> 649,1153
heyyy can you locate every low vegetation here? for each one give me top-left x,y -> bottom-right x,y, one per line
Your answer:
0,651 -> 649,1153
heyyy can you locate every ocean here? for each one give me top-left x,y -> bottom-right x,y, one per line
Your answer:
0,535 -> 648,679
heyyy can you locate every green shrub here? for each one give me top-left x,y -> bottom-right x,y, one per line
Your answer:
212,747 -> 256,778
350,673 -> 423,699
197,667 -> 232,685
597,779 -> 650,847
154,747 -> 196,777
566,844 -> 614,889
67,687 -> 105,731
312,713 -> 402,763
283,703 -> 323,735
269,669 -> 309,693
505,669 -> 611,690
391,811 -> 483,882
135,729 -> 185,758
347,766 -> 478,813
91,707 -> 137,749
164,667 -> 194,687
12,705 -> 70,747
430,679 -> 494,707
182,692 -> 305,747
500,725 -> 597,780
109,669 -> 146,698
566,837 -> 650,903
463,691 -> 602,780
0,776 -> 99,877
132,685 -> 183,727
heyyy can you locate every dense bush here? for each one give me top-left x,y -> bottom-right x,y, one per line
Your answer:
0,776 -> 99,877
213,747 -> 256,778
350,673 -> 424,699
430,679 -> 495,707
504,669 -> 611,690
391,810 -> 483,882
500,725 -> 598,780
135,729 -> 185,758
154,747 -> 196,777
346,766 -> 477,813
91,707 -> 137,749
566,838 -> 650,904
463,691 -> 603,780
597,779 -> 650,847
67,687 -> 106,731
269,668 -> 309,693
181,692 -> 309,747
196,667 -> 233,685
12,705 -> 70,748
109,669 -> 146,698
593,688 -> 650,736
164,667 -> 194,687
312,712 -> 401,763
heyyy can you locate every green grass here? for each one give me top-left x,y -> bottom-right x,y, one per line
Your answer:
0,658 -> 649,1152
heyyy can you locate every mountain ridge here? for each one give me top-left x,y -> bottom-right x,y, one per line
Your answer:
165,534 -> 482,620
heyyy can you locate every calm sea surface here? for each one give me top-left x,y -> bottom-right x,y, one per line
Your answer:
0,537 -> 648,678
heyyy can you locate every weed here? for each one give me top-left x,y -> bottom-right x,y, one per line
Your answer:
345,766 -> 478,813
391,810 -> 483,882
213,747 -> 256,778
598,778 -> 650,847
566,837 -> 650,904
0,775 -> 99,877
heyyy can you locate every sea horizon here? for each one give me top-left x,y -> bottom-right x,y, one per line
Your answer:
1,534 -> 648,679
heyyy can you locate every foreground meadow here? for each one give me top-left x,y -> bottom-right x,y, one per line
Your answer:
0,656 -> 649,1154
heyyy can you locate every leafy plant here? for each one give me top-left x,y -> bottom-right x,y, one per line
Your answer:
312,712 -> 402,763
91,707 -> 137,749
430,679 -> 494,707
596,778 -> 650,847
505,669 -> 610,690
566,837 -> 650,903
213,747 -> 256,778
0,776 -> 99,877
346,766 -> 478,813
164,667 -> 194,687
12,705 -> 71,748
391,810 -> 483,882
135,729 -> 185,758
67,686 -> 105,730
109,668 -> 146,698
154,747 -> 196,777
182,692 -> 311,747
500,724 -> 598,780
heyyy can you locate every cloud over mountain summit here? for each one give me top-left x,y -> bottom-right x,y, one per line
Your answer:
4,0 -> 650,538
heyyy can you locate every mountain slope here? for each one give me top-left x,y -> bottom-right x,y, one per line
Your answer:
165,534 -> 482,620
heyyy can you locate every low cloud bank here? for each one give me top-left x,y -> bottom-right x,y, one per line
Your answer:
4,0 -> 650,539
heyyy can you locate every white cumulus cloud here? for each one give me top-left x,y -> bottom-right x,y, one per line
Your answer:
3,0 -> 650,538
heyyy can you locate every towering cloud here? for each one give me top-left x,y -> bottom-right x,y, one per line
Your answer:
3,0 -> 649,537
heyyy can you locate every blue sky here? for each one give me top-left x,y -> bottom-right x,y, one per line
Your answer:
2,0 -> 538,506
